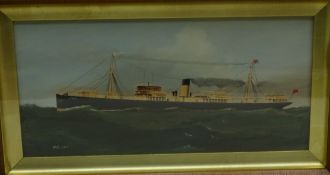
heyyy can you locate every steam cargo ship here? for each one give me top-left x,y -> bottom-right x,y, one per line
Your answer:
56,53 -> 292,111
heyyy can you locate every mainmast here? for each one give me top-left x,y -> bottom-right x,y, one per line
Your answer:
243,59 -> 258,103
106,52 -> 122,98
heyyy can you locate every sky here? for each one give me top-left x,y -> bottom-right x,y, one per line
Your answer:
14,18 -> 313,107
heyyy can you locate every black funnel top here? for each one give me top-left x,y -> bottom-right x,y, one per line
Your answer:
182,79 -> 191,85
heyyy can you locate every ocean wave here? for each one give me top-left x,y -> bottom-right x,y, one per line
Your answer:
172,144 -> 200,152
59,105 -> 91,112
90,107 -> 144,112
164,107 -> 179,111
88,107 -> 308,113
53,105 -> 309,115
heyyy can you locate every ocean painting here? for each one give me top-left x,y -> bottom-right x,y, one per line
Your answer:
15,18 -> 312,157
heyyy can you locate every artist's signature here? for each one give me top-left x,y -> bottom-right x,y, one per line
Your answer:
52,145 -> 69,150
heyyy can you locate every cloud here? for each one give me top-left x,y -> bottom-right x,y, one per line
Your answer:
141,27 -> 226,79
153,27 -> 217,62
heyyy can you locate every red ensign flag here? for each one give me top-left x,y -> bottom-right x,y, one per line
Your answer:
292,89 -> 299,94
252,59 -> 258,64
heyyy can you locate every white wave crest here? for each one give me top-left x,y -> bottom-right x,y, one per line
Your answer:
58,105 -> 90,112
90,107 -> 144,112
164,107 -> 179,110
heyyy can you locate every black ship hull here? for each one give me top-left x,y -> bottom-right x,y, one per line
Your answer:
56,94 -> 292,111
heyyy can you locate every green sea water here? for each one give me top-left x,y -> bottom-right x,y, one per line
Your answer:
20,105 -> 310,157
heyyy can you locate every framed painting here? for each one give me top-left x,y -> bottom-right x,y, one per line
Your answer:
0,1 -> 329,175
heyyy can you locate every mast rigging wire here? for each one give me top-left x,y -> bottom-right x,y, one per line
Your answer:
60,58 -> 107,93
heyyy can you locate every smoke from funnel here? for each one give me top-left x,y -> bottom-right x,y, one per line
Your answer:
256,81 -> 275,88
191,78 -> 245,88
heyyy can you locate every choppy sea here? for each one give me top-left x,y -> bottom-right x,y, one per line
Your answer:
20,105 -> 310,157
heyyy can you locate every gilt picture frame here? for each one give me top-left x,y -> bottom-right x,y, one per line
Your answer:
0,1 -> 329,175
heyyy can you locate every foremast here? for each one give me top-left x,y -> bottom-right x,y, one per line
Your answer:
106,52 -> 122,98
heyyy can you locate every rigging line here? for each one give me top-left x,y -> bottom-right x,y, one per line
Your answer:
69,72 -> 108,93
232,66 -> 249,79
116,80 -> 129,95
91,73 -> 109,90
221,67 -> 249,95
123,58 -> 252,83
92,78 -> 108,92
111,61 -> 125,94
112,69 -> 129,95
80,72 -> 108,89
124,57 -> 250,81
123,62 -> 182,81
90,70 -> 109,85
61,61 -> 107,93
121,55 -> 249,66
60,58 -> 108,92
252,66 -> 265,96
110,73 -> 123,96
